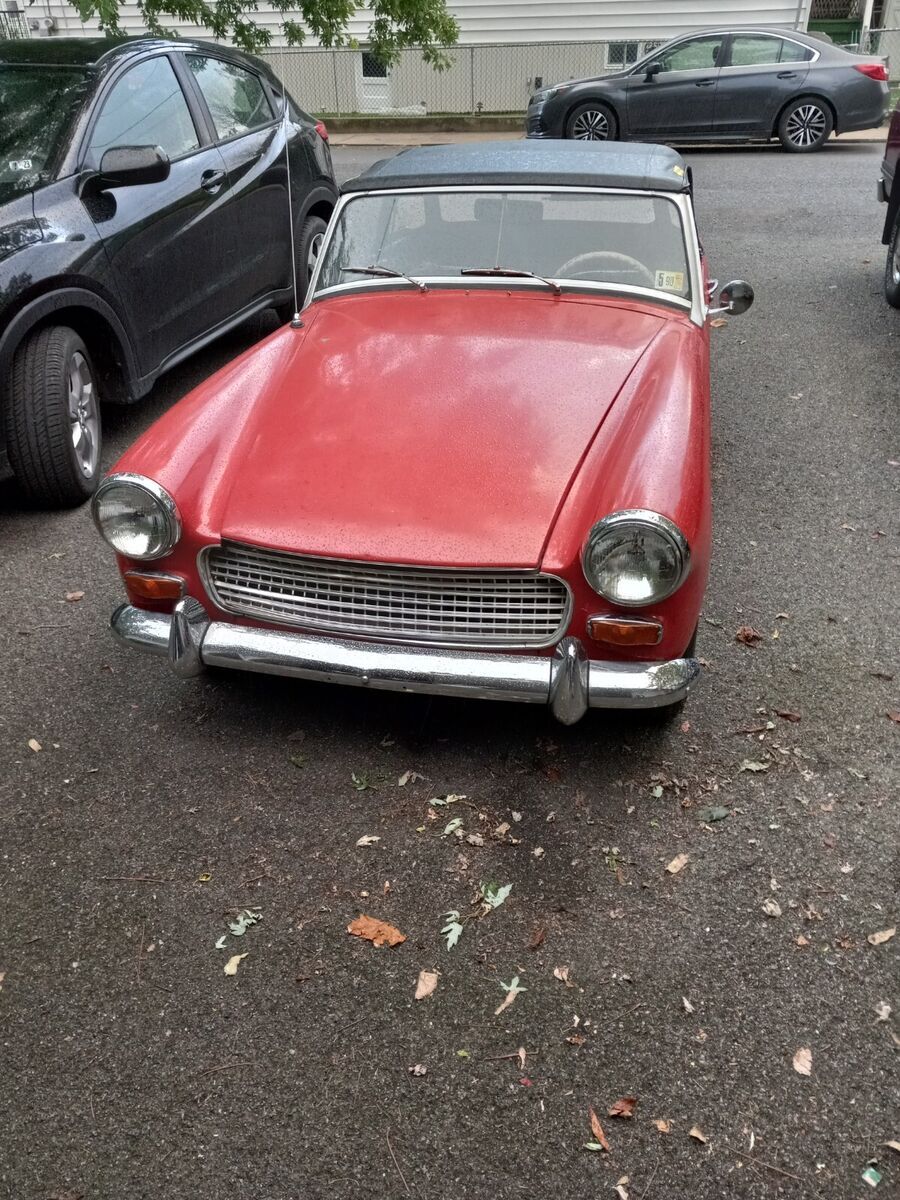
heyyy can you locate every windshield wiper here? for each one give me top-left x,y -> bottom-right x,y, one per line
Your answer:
461,267 -> 561,296
341,265 -> 427,293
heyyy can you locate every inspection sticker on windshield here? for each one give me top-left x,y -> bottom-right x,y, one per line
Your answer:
655,270 -> 684,291
8,160 -> 33,172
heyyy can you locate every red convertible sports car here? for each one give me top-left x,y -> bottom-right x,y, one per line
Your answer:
92,141 -> 753,724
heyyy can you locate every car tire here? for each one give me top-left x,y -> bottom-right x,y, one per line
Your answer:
4,325 -> 102,508
884,208 -> 900,308
777,97 -> 833,152
565,101 -> 618,142
275,214 -> 329,323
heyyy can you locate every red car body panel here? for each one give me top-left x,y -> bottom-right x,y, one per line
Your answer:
112,286 -> 710,663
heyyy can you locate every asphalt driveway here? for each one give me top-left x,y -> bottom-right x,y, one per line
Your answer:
1,143 -> 898,1200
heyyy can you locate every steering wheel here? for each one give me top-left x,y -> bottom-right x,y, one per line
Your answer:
557,251 -> 655,288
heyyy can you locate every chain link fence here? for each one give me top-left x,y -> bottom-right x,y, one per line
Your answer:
263,39 -> 666,117
863,25 -> 900,70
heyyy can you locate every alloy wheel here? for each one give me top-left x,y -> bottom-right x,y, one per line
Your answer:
571,109 -> 610,140
67,350 -> 99,479
785,104 -> 827,149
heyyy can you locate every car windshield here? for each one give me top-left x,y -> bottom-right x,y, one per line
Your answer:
0,65 -> 92,202
315,189 -> 692,300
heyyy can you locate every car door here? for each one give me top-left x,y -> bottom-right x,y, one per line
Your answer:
714,34 -> 813,135
625,35 -> 726,138
181,53 -> 293,305
81,53 -> 235,374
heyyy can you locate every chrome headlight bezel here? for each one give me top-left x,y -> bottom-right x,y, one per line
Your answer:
91,472 -> 181,561
582,509 -> 690,608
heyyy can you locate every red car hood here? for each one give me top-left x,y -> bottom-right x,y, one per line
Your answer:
220,290 -> 667,567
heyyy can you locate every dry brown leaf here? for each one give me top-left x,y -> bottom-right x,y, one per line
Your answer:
735,625 -> 764,647
589,1107 -> 610,1152
566,1033 -> 586,1046
528,926 -> 546,951
868,927 -> 896,946
355,834 -> 381,847
795,934 -> 810,947
0,971 -> 5,991
682,996 -> 696,1014
414,969 -> 439,1000
347,914 -> 406,948
65,590 -> 85,602
688,1125 -> 708,1144
884,1141 -> 900,1154
792,1047 -> 812,1076
775,710 -> 801,723
553,965 -> 575,987
494,986 -> 520,1016
709,317 -> 728,328
666,853 -> 689,875
887,711 -> 900,725
653,1119 -> 671,1134
608,1097 -> 637,1119
223,953 -> 247,976
408,1062 -> 427,1076
517,1047 -> 526,1069
27,738 -> 41,753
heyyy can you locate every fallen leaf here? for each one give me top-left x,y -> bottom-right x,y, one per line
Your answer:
710,317 -> 728,328
608,1097 -> 636,1119
481,881 -> 512,909
688,1125 -> 708,1144
456,1049 -> 469,1057
414,969 -> 439,1000
554,965 -> 575,987
589,1107 -> 610,1152
214,935 -> 228,950
884,1141 -> 900,1154
517,1047 -> 526,1069
653,1118 -> 671,1134
566,1033 -> 586,1046
0,971 -> 4,991
739,759 -> 770,773
792,1047 -> 812,1076
223,953 -> 248,976
533,846 -> 545,858
697,805 -> 729,823
350,771 -> 376,791
868,927 -> 896,946
519,1076 -> 533,1086
65,590 -> 85,603
775,710 -> 801,723
735,625 -> 764,646
495,975 -> 525,1016
494,822 -> 511,837
466,832 -> 485,847
408,1063 -> 427,1076
347,915 -> 406,948
27,738 -> 41,752
874,1001 -> 891,1022
795,934 -> 810,947
666,853 -> 689,875
397,770 -> 424,786
441,911 -> 463,950
614,1184 -> 629,1200
356,835 -> 381,847
528,926 -> 546,951
442,817 -> 463,837
228,908 -> 262,936
887,711 -> 900,725
197,872 -> 211,882
682,996 -> 695,1014
762,898 -> 782,918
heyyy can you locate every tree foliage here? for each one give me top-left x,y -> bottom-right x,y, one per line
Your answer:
72,0 -> 460,65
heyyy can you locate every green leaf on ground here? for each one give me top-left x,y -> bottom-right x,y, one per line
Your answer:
480,881 -> 513,909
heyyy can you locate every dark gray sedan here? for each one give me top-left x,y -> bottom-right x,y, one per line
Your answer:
526,27 -> 889,152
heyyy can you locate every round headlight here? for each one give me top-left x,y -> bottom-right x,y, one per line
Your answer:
583,510 -> 689,607
91,473 -> 180,560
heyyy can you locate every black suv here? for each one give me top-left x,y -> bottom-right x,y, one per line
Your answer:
0,36 -> 337,507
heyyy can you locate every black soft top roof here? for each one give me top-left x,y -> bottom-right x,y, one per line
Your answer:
342,140 -> 691,194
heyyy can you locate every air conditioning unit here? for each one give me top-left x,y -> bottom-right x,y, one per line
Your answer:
28,14 -> 56,34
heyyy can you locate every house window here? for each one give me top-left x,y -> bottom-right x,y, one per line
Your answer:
361,51 -> 388,78
606,41 -> 640,68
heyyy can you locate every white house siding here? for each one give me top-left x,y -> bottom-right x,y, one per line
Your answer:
33,0 -> 815,112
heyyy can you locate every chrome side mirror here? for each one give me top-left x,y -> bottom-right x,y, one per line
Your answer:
709,279 -> 754,319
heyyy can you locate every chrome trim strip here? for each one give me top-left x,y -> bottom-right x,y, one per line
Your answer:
198,543 -> 574,651
109,601 -> 701,719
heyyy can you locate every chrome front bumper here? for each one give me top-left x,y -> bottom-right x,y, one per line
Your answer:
111,599 -> 700,724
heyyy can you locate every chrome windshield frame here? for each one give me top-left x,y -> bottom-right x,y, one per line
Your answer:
305,184 -> 706,327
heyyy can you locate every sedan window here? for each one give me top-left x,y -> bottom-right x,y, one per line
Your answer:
89,56 -> 199,163
654,36 -> 725,73
186,56 -> 274,140
729,35 -> 813,67
316,189 -> 692,300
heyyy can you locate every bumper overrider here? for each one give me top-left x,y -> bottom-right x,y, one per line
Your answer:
111,597 -> 700,725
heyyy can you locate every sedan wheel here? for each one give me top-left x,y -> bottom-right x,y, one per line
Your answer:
778,98 -> 833,152
565,101 -> 618,142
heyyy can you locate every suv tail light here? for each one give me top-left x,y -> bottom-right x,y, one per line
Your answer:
855,62 -> 889,81
315,120 -> 329,141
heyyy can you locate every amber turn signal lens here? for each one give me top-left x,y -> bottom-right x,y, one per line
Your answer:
587,616 -> 663,647
124,571 -> 185,602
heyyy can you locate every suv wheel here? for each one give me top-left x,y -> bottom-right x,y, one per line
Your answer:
778,98 -> 833,152
885,208 -> 900,308
5,325 -> 101,508
565,101 -> 617,141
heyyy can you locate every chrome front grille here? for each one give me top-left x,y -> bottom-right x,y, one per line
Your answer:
202,542 -> 571,647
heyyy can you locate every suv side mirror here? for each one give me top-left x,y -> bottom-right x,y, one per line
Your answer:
710,279 -> 754,318
84,145 -> 171,195
644,60 -> 663,81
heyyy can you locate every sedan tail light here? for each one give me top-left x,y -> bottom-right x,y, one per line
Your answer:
315,120 -> 329,141
854,62 -> 889,81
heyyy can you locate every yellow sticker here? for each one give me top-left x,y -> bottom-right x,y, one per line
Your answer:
673,165 -> 685,177
655,270 -> 685,291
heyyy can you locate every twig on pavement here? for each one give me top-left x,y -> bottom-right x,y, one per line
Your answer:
386,1130 -> 412,1197
102,876 -> 174,884
747,1156 -> 802,1182
135,919 -> 147,986
639,1161 -> 659,1200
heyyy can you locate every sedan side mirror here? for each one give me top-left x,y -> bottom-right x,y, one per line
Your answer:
710,279 -> 754,318
83,145 -> 171,195
644,61 -> 663,81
